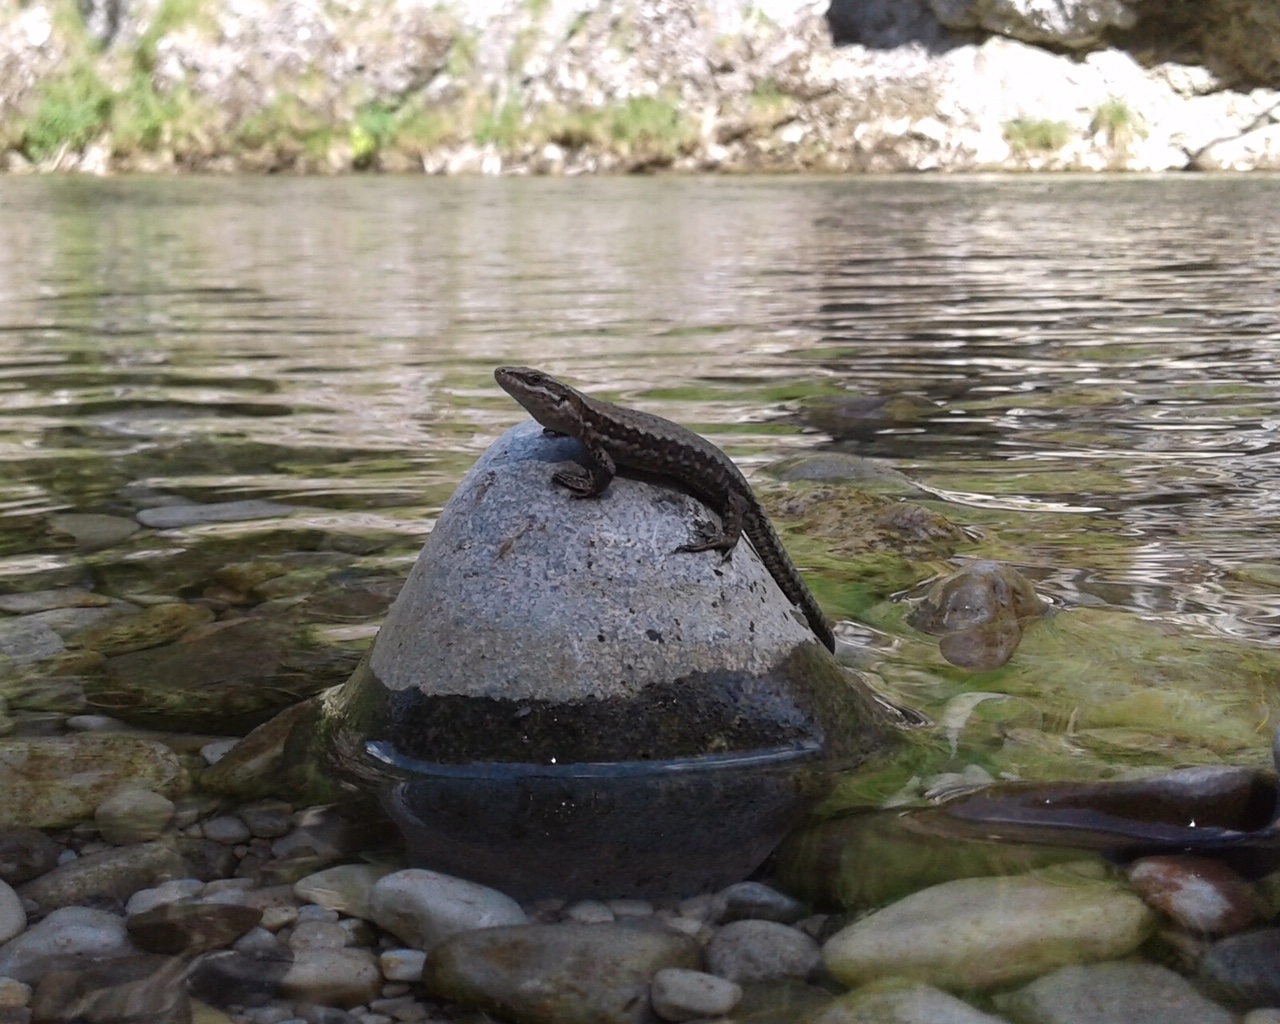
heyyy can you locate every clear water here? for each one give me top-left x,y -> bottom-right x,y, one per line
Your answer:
3,174 -> 1280,781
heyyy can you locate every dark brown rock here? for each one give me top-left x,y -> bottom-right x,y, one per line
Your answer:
0,827 -> 60,885
127,900 -> 263,955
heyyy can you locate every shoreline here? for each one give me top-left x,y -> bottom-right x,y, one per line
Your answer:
2,0 -> 1279,177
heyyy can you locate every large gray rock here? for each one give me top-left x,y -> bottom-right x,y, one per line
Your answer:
322,420 -> 890,898
930,0 -> 1136,48
0,907 -> 135,985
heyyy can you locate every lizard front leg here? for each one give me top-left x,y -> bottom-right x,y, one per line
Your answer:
552,431 -> 616,498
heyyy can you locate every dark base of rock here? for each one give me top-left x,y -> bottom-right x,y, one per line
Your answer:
381,746 -> 829,900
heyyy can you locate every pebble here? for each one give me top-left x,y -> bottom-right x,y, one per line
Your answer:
95,788 -> 177,845
1244,1011 -> 1280,1024
650,967 -> 743,1022
712,880 -> 808,924
807,979 -> 1008,1023
366,868 -> 528,950
126,877 -> 206,915
1127,856 -> 1265,935
280,948 -> 383,1008
822,872 -> 1156,990
241,801 -> 297,839
0,977 -> 32,1007
188,949 -> 294,1010
1199,927 -> 1280,1010
295,865 -> 391,920
565,899 -> 615,924
289,920 -> 350,951
379,948 -> 426,983
0,906 -> 134,984
203,815 -> 253,845
0,881 -> 26,944
65,714 -> 129,731
0,827 -> 61,885
606,899 -> 653,918
705,918 -> 821,984
995,960 -> 1235,1024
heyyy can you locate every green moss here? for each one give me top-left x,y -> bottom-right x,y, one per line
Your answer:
546,95 -> 697,163
1004,118 -> 1073,154
351,102 -> 397,167
235,95 -> 332,160
20,63 -> 114,161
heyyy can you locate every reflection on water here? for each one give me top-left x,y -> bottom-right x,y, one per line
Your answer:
2,175 -> 1280,706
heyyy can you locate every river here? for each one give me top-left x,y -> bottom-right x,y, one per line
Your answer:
2,174 -> 1280,769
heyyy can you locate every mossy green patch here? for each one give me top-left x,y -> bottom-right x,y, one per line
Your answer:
20,62 -> 114,161
1004,118 -> 1073,154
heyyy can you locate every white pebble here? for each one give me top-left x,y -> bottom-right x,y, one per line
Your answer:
202,815 -> 252,844
125,878 -> 204,915
380,948 -> 426,982
565,899 -> 615,924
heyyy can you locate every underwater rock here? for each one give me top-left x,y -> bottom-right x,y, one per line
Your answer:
821,872 -> 1156,990
908,560 -> 1049,670
0,735 -> 187,830
1199,927 -> 1280,1010
70,603 -> 214,657
319,420 -> 892,898
803,979 -> 1008,1024
1127,855 -> 1267,935
996,960 -> 1235,1024
89,617 -> 357,733
47,513 -> 140,551
136,500 -> 301,529
423,922 -> 700,1024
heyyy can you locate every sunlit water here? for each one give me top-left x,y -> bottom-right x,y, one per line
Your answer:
2,175 -> 1280,774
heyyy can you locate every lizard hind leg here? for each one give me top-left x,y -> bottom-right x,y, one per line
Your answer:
675,491 -> 745,560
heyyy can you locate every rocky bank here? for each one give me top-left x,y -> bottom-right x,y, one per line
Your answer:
1,0 -> 1279,175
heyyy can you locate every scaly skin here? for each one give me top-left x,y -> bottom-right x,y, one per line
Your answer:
495,366 -> 835,651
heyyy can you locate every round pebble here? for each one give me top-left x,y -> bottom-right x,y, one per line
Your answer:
705,919 -> 821,984
0,880 -> 27,944
379,948 -> 426,983
651,967 -> 743,1022
203,815 -> 252,845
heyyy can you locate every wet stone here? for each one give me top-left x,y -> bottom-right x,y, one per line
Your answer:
367,869 -> 528,951
0,735 -> 186,831
650,968 -> 743,1022
565,900 -> 615,924
1127,856 -> 1266,935
70,602 -> 214,657
995,960 -> 1236,1024
127,900 -> 264,955
1199,927 -> 1280,1010
47,513 -> 141,551
0,827 -> 60,884
293,864 -> 392,920
822,873 -> 1156,991
0,590 -> 114,615
203,815 -> 253,845
30,952 -> 189,1024
241,800 -> 296,839
424,922 -> 700,1024
279,948 -> 382,1008
136,500 -> 301,530
807,979 -> 1009,1024
705,919 -> 821,984
0,617 -> 65,666
0,907 -> 134,985
0,977 -> 31,1007
713,881 -> 808,925
0,879 -> 25,944
95,787 -> 177,845
187,949 -> 294,1010
125,877 -> 206,915
18,839 -> 191,912
379,948 -> 426,983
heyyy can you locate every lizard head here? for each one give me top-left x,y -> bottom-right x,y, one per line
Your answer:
494,366 -> 582,434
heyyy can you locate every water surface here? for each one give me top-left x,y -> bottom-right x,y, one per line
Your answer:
2,174 -> 1279,780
